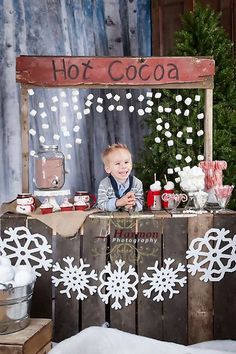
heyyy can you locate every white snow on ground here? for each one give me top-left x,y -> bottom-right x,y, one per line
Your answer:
190,340 -> 236,352
49,326 -> 236,354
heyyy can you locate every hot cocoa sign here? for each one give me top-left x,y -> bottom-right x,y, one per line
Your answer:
16,56 -> 215,87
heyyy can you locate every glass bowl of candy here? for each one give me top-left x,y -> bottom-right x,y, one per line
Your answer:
214,185 -> 234,212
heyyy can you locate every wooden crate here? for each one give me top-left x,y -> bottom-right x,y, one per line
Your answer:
1,212 -> 236,345
0,318 -> 52,354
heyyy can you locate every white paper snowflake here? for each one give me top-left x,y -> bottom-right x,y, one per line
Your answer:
186,228 -> 236,282
141,258 -> 187,302
0,226 -> 53,276
97,259 -> 139,310
52,257 -> 98,300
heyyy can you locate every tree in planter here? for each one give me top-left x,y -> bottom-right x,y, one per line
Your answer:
135,2 -> 236,208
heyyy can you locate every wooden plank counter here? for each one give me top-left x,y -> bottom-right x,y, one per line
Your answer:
0,211 -> 236,345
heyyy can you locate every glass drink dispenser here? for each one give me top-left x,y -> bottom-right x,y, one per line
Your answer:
34,145 -> 65,190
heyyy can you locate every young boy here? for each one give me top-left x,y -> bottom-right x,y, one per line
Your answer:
97,143 -> 143,212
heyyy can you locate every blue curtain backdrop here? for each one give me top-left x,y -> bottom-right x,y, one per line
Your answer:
0,0 -> 151,204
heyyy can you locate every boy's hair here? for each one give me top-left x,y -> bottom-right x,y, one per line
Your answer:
101,143 -> 131,164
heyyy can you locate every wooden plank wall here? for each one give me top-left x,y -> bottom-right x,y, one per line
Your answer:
1,213 -> 236,344
213,214 -> 236,339
152,0 -> 236,56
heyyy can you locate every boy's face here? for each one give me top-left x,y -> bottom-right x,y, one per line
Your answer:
105,149 -> 132,183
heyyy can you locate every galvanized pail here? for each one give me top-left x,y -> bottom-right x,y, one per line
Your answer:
0,281 -> 35,334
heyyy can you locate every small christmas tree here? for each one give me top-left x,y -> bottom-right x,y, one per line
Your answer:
135,2 -> 236,208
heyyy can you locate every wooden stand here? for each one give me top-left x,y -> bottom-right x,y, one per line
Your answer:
16,56 -> 215,193
0,318 -> 52,354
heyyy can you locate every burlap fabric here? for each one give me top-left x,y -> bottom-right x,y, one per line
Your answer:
0,199 -> 101,237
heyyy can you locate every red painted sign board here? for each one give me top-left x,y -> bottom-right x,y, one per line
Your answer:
16,56 -> 215,87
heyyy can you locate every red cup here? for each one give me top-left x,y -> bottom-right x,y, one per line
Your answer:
162,189 -> 174,209
74,205 -> 88,211
74,191 -> 96,211
61,206 -> 74,212
40,207 -> 53,214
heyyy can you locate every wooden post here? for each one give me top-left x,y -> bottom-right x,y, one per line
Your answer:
188,214 -> 214,344
204,88 -> 213,161
21,85 -> 29,192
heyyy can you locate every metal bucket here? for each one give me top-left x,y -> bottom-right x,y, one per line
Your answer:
0,281 -> 35,334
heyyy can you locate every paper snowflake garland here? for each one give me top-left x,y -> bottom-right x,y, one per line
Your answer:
0,226 -> 53,277
186,228 -> 236,282
52,257 -> 98,300
97,259 -> 139,310
141,258 -> 187,302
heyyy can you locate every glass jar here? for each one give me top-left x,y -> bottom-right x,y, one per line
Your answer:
34,145 -> 65,190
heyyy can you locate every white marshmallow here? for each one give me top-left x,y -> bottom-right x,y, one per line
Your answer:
156,118 -> 162,124
175,108 -> 181,115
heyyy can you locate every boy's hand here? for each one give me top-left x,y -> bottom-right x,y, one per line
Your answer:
116,191 -> 136,208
